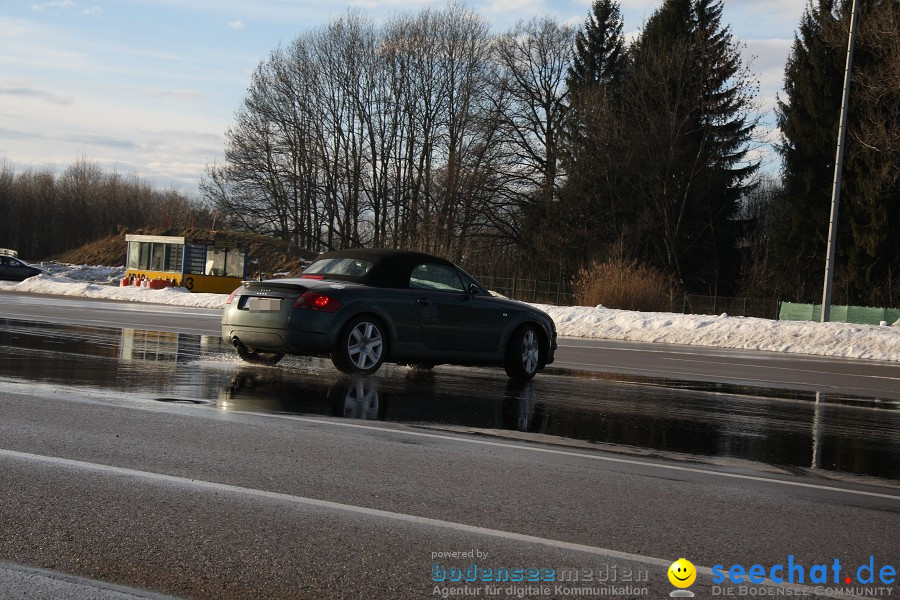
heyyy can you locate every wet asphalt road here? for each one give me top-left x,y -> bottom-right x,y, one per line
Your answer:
0,293 -> 899,599
3,292 -> 900,400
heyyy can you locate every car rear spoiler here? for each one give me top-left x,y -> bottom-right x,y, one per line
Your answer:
242,280 -> 308,292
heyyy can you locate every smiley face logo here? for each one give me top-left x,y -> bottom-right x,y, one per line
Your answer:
668,558 -> 697,588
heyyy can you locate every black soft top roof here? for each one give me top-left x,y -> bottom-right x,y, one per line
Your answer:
306,248 -> 458,288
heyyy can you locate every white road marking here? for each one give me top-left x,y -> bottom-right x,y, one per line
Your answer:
0,448 -> 864,599
0,559 -> 177,599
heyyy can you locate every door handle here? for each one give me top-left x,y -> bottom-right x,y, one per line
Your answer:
417,298 -> 429,305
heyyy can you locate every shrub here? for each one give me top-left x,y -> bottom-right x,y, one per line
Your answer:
572,259 -> 675,312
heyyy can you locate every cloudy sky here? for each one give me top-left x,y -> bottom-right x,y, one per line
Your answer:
1,0 -> 805,195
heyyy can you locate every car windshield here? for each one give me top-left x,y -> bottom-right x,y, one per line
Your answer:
303,257 -> 374,278
2,257 -> 25,267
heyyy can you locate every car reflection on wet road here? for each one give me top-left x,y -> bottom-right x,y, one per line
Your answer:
1,318 -> 897,481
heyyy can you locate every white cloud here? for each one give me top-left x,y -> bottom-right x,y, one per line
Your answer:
145,89 -> 205,100
0,127 -> 44,141
226,20 -> 244,29
744,125 -> 782,174
57,132 -> 141,150
616,0 -> 659,8
119,88 -> 205,101
742,38 -> 793,125
481,0 -> 546,17
0,82 -> 74,105
31,0 -> 76,11
81,6 -> 103,16
745,39 -> 792,85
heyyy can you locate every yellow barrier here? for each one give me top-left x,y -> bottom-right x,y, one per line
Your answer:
125,270 -> 243,294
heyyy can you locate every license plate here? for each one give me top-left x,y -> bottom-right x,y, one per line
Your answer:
247,297 -> 282,312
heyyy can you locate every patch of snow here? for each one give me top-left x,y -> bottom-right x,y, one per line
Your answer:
36,262 -> 125,284
1,268 -> 898,362
535,304 -> 900,362
0,273 -> 226,308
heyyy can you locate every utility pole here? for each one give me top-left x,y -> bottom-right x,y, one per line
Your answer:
821,0 -> 859,322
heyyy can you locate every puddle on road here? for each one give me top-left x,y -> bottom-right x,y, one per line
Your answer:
1,318 -> 898,481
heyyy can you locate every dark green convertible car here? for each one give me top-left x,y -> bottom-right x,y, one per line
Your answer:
222,249 -> 557,380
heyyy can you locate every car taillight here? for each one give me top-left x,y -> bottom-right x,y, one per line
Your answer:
226,287 -> 242,305
300,274 -> 325,279
294,291 -> 341,312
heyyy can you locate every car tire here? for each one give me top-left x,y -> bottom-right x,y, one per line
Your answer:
504,325 -> 542,381
332,315 -> 388,376
236,345 -> 285,366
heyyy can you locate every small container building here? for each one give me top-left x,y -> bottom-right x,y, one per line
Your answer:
125,234 -> 248,293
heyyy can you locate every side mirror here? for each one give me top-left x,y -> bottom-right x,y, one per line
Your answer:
467,283 -> 479,298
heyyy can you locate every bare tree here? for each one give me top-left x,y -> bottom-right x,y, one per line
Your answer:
2,160 -> 207,259
204,6 -> 504,261
492,18 -> 574,212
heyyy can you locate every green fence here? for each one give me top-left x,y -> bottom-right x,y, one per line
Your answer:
778,302 -> 900,325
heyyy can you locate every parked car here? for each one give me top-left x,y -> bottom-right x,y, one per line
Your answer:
221,248 -> 557,380
0,250 -> 44,282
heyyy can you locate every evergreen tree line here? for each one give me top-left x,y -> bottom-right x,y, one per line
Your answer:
558,0 -> 758,296
772,0 -> 899,306
0,160 -> 210,260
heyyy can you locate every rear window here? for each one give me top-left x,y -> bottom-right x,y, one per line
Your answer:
303,258 -> 374,278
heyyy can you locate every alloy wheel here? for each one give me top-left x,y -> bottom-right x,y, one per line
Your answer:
521,329 -> 539,374
347,322 -> 383,370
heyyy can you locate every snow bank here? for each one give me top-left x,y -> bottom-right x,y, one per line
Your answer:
538,304 -> 900,362
0,272 -> 226,309
36,262 -> 125,284
1,267 -> 898,361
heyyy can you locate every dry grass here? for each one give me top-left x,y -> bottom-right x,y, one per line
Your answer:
572,259 -> 676,312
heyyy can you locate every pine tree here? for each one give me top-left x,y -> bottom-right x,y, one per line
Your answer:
634,0 -> 693,50
775,0 -> 899,305
838,0 -> 900,305
566,0 -> 626,91
622,0 -> 759,293
774,0 -> 843,301
559,0 -> 629,265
